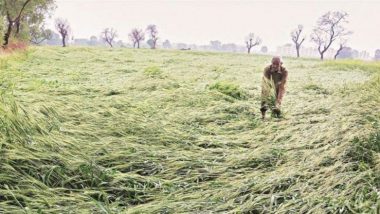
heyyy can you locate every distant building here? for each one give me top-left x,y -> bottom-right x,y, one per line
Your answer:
375,49 -> 380,60
275,44 -> 370,60
358,50 -> 370,60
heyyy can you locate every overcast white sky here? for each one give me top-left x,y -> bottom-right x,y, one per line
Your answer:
47,0 -> 380,54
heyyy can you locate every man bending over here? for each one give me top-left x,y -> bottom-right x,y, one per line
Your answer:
260,56 -> 288,119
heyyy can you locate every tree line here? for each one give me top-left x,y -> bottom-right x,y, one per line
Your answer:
32,17 -> 159,49
0,2 -> 378,60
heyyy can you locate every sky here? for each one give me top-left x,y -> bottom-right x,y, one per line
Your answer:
47,0 -> 380,54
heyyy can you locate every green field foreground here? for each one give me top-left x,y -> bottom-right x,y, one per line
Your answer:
0,47 -> 379,213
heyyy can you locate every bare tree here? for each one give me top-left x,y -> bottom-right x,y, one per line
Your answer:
101,28 -> 118,48
245,33 -> 262,54
334,39 -> 347,59
146,24 -> 158,49
55,18 -> 70,47
311,11 -> 352,60
291,25 -> 305,58
129,28 -> 145,48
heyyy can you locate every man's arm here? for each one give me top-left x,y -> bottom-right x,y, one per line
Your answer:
276,67 -> 288,106
261,66 -> 272,106
280,67 -> 288,87
263,66 -> 271,79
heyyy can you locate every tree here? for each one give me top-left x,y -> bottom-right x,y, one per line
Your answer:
129,28 -> 144,48
261,46 -> 268,53
162,39 -> 171,49
291,25 -> 305,58
146,24 -> 158,49
101,28 -> 117,48
375,49 -> 380,60
45,31 -> 60,45
1,0 -> 56,47
334,39 -> 347,59
335,47 -> 354,59
245,33 -> 261,54
55,18 -> 70,47
0,14 -> 4,45
210,40 -> 222,50
2,0 -> 32,46
29,26 -> 52,45
311,11 -> 352,60
116,40 -> 125,48
88,35 -> 98,46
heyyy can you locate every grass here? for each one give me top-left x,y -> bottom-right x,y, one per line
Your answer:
303,83 -> 331,95
0,46 -> 379,213
208,81 -> 248,100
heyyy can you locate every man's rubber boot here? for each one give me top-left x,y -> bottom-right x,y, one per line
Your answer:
260,106 -> 268,119
272,107 -> 281,118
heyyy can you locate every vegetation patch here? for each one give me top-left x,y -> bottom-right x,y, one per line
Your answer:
209,81 -> 248,100
323,60 -> 380,73
344,132 -> 380,165
144,66 -> 163,77
0,47 -> 379,213
231,149 -> 286,170
303,83 -> 330,94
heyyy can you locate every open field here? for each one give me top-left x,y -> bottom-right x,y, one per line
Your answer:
0,47 -> 379,213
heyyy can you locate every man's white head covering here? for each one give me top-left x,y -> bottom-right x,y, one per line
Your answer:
272,56 -> 283,64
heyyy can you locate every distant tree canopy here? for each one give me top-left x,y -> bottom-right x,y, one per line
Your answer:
261,46 -> 268,53
0,0 -> 56,47
336,47 -> 354,59
0,13 -> 4,45
88,35 -> 98,46
375,49 -> 380,60
162,39 -> 171,49
210,40 -> 222,50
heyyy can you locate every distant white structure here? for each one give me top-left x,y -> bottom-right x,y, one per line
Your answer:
358,50 -> 370,60
276,44 -> 371,60
276,43 -> 335,58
